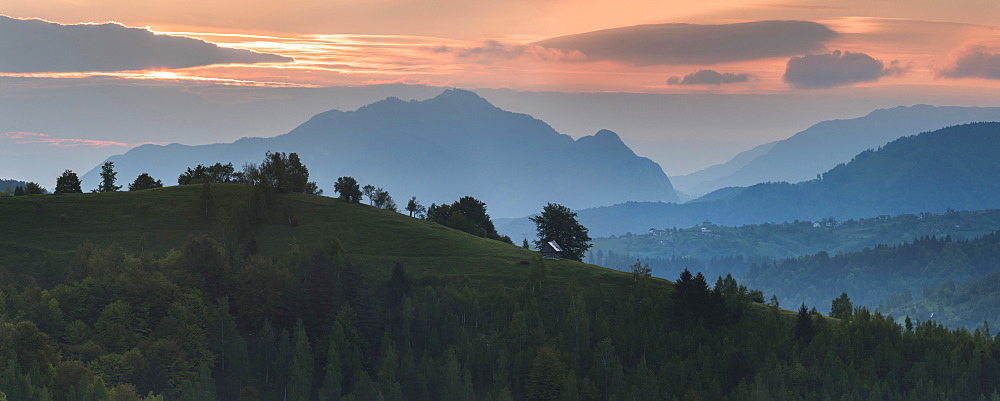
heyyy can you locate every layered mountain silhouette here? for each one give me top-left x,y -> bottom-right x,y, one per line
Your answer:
82,89 -> 678,217
499,122 -> 1000,238
673,105 -> 1000,196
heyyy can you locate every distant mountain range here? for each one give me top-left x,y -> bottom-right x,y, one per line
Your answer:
672,105 -> 1000,196
82,89 -> 678,217
499,122 -> 1000,239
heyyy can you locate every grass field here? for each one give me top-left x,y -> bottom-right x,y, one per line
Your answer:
0,184 -> 660,300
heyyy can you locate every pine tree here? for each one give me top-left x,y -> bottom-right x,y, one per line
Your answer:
98,161 -> 122,192
527,347 -> 566,401
561,370 -> 580,401
317,336 -> 342,401
288,320 -> 313,401
794,303 -> 814,343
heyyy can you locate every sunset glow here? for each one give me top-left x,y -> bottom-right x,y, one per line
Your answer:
3,2 -> 1000,93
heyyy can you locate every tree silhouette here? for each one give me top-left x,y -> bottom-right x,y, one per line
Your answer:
54,170 -> 82,194
129,173 -> 163,191
530,203 -> 592,261
334,177 -> 362,203
405,196 -> 426,217
97,161 -> 122,192
830,292 -> 853,319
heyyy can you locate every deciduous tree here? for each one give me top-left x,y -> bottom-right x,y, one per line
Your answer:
405,196 -> 425,218
830,292 -> 853,319
334,177 -> 362,203
530,203 -> 592,261
55,170 -> 83,194
362,185 -> 376,205
129,173 -> 163,191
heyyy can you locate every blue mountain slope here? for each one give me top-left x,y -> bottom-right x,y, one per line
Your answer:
83,89 -> 678,217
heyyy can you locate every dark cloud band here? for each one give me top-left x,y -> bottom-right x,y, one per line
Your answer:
0,16 -> 292,73
783,50 -> 907,89
667,69 -> 755,85
939,46 -> 1000,80
535,20 -> 836,66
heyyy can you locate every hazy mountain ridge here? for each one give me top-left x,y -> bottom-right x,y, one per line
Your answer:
669,141 -> 776,196
499,122 -> 1000,239
677,104 -> 1000,195
0,179 -> 28,192
82,89 -> 678,217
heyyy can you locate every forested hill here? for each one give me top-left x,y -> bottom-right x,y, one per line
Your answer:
500,122 -> 1000,239
80,89 -> 678,217
886,268 -> 1000,330
2,186 -> 1000,400
0,179 -> 27,192
745,230 -> 1000,325
587,209 -> 1000,280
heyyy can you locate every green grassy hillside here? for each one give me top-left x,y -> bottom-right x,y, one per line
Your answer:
0,184 -> 638,295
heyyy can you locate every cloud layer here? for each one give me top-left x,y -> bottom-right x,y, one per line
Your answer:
535,20 -> 836,65
783,50 -> 907,88
939,46 -> 1000,80
432,40 -> 586,62
1,132 -> 127,147
0,16 -> 292,73
667,69 -> 755,85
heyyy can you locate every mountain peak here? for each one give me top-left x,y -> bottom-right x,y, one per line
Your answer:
578,129 -> 627,148
426,88 -> 496,110
593,129 -> 624,144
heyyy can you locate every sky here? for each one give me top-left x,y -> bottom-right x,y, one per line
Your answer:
3,0 -> 1000,187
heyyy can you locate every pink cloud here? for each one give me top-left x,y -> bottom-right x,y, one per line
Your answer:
0,131 -> 49,139
2,132 -> 129,148
131,141 -> 172,147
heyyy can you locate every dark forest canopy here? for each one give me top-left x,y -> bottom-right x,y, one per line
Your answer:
745,230 -> 1000,326
0,185 -> 999,401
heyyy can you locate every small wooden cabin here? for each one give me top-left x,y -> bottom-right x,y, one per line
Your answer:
540,241 -> 563,260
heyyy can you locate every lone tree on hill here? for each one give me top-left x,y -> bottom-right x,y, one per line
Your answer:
334,177 -> 362,203
129,173 -> 163,191
54,170 -> 82,194
405,196 -> 426,218
530,203 -> 592,261
97,161 -> 122,192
